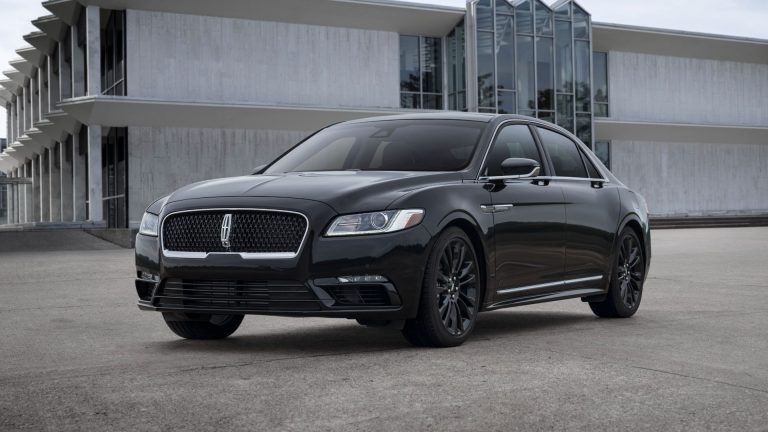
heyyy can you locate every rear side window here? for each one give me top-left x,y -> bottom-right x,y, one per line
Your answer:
582,154 -> 602,178
484,124 -> 542,177
536,127 -> 588,178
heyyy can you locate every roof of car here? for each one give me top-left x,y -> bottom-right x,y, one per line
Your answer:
343,112 -> 498,124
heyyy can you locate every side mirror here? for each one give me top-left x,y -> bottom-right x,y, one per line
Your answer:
251,164 -> 267,175
499,158 -> 541,178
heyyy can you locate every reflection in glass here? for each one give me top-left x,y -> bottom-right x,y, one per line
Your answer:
517,35 -> 535,112
556,94 -> 574,131
423,94 -> 443,110
555,20 -> 573,93
594,141 -> 611,170
573,5 -> 589,39
422,37 -> 442,94
555,1 -> 570,18
593,51 -> 608,117
496,14 -> 515,90
447,22 -> 467,111
399,35 -> 420,92
537,111 -> 555,123
477,0 -> 494,31
516,0 -> 534,35
536,37 -> 554,111
576,113 -> 592,147
477,31 -> 496,108
496,0 -> 513,15
575,40 -> 591,112
535,1 -> 553,36
498,90 -> 516,114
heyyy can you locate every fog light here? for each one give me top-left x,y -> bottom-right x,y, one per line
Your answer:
140,272 -> 160,282
337,275 -> 388,283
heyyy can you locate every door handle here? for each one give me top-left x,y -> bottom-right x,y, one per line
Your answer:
481,204 -> 514,213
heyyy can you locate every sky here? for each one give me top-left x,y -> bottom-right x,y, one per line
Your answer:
2,0 -> 768,139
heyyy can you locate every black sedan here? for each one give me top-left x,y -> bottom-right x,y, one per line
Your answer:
135,113 -> 651,347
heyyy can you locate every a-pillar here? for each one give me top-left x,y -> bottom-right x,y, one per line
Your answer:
49,142 -> 62,222
61,136 -> 74,221
40,149 -> 50,222
86,126 -> 102,223
73,128 -> 87,221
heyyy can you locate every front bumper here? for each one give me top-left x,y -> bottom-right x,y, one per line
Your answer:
135,197 -> 433,320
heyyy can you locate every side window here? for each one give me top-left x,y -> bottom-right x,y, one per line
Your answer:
484,124 -> 543,177
581,152 -> 602,178
536,127 -> 588,178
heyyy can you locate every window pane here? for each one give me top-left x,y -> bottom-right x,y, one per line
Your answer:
583,153 -> 600,178
476,0 -> 493,31
423,94 -> 443,110
536,36 -> 554,111
594,103 -> 609,118
575,40 -> 591,112
515,0 -> 533,34
485,124 -> 542,176
498,90 -> 516,114
399,36 -> 420,92
555,2 -> 570,18
400,93 -> 420,109
516,35 -> 535,112
576,113 -> 592,147
593,51 -> 608,104
555,20 -> 573,93
496,0 -> 513,15
573,5 -> 589,39
537,127 -> 587,178
594,141 -> 610,170
422,37 -> 442,94
496,14 -> 515,90
556,94 -> 574,131
477,31 -> 496,108
535,1 -> 553,36
537,111 -> 555,124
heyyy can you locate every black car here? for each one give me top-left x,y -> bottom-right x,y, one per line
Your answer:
135,113 -> 651,347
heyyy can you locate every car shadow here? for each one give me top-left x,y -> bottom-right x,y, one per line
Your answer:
148,310 -> 594,355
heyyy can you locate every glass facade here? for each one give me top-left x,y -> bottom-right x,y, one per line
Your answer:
102,127 -> 128,228
469,0 -> 594,147
101,10 -> 127,96
593,51 -> 609,117
594,140 -> 610,170
400,35 -> 443,109
446,20 -> 466,111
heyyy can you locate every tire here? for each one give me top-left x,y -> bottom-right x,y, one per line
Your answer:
402,227 -> 481,347
162,313 -> 244,340
589,228 -> 645,318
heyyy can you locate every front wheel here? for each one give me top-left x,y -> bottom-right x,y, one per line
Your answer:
402,228 -> 481,347
162,313 -> 244,339
589,228 -> 645,318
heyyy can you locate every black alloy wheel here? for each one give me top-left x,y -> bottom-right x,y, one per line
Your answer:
403,227 -> 480,347
163,313 -> 244,339
589,228 -> 645,318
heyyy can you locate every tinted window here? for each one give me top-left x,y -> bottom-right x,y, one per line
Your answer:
536,127 -> 588,178
484,124 -> 542,177
265,120 -> 485,174
582,153 -> 601,178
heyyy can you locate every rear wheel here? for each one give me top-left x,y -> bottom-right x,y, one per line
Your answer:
402,228 -> 481,347
162,313 -> 244,339
589,228 -> 645,318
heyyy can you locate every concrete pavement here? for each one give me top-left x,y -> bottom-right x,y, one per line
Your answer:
0,228 -> 766,431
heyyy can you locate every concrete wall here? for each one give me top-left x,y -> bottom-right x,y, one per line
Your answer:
611,139 -> 768,216
608,51 -> 768,127
126,10 -> 400,109
127,126 -> 308,226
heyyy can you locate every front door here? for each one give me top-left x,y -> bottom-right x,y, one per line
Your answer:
482,123 -> 566,302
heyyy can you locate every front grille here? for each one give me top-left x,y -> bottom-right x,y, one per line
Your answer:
154,279 -> 321,312
162,210 -> 307,254
323,285 -> 391,306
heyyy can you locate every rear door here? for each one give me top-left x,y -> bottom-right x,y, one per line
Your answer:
481,123 -> 567,303
534,126 -> 620,289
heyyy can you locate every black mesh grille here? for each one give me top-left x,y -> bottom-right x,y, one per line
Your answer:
323,285 -> 391,307
155,279 -> 321,312
162,210 -> 307,254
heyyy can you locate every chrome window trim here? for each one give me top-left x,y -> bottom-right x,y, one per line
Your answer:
160,208 -> 310,260
496,275 -> 603,295
476,119 -> 610,183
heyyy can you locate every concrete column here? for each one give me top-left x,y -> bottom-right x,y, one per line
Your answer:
40,150 -> 50,222
31,155 -> 40,222
61,136 -> 73,221
72,16 -> 86,97
50,142 -> 61,222
73,129 -> 87,221
87,126 -> 102,222
86,6 -> 101,96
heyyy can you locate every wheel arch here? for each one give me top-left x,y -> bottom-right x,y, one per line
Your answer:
618,213 -> 649,264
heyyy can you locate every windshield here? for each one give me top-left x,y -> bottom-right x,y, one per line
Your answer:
264,120 -> 486,174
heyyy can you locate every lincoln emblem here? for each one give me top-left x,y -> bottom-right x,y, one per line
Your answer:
220,213 -> 233,248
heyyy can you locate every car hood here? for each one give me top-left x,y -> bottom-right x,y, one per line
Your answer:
167,171 -> 461,213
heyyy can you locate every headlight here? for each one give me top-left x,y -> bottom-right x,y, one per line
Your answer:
326,209 -> 424,237
139,212 -> 160,237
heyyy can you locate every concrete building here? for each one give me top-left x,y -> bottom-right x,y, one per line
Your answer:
0,0 -> 767,230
